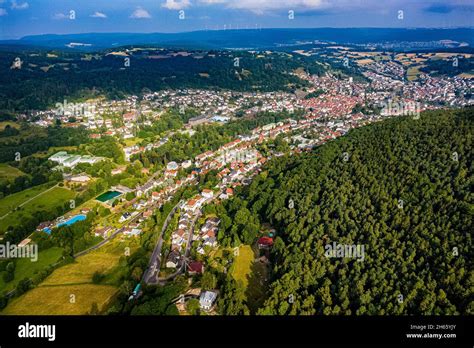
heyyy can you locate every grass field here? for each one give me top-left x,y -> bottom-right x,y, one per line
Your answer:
1,284 -> 117,315
0,164 -> 25,181
231,245 -> 254,288
0,185 -> 75,233
0,241 -> 136,315
407,66 -> 425,81
228,245 -> 269,312
0,247 -> 64,293
245,257 -> 269,312
0,184 -> 48,217
356,59 -> 374,66
458,73 -> 474,79
42,242 -> 128,286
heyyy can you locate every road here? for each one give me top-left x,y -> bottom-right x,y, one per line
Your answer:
73,228 -> 123,258
142,200 -> 183,285
158,211 -> 201,283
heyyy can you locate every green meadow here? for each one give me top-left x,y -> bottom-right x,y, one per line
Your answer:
0,164 -> 25,182
0,185 -> 75,233
0,247 -> 64,294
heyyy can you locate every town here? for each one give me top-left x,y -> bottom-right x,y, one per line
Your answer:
1,43 -> 472,316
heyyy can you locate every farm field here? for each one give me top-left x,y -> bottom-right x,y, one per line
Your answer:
0,241 -> 137,314
1,284 -> 117,315
41,242 -> 128,286
407,66 -> 425,81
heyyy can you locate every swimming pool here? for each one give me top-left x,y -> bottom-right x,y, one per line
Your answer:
96,190 -> 122,202
43,214 -> 87,234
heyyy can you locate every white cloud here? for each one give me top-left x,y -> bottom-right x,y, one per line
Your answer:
162,0 -> 191,10
10,0 -> 28,10
230,0 -> 325,11
199,0 -> 228,4
130,6 -> 151,19
90,11 -> 107,18
52,12 -> 68,20
0,8 -> 7,16
199,0 -> 331,14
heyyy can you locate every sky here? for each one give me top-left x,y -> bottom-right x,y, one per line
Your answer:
0,0 -> 473,39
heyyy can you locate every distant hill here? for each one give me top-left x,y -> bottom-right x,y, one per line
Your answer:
1,28 -> 473,52
0,49 -> 324,112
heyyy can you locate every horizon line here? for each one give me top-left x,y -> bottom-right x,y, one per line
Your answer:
1,26 -> 473,41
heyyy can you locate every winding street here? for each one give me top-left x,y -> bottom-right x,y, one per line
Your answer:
142,200 -> 183,285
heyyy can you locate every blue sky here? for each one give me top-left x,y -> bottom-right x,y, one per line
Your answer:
0,0 -> 473,39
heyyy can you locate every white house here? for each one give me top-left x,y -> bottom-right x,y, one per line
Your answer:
199,291 -> 217,311
201,189 -> 213,199
182,160 -> 192,169
123,228 -> 141,237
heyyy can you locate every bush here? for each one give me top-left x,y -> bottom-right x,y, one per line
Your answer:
2,271 -> 14,283
0,295 -> 8,310
5,262 -> 15,273
186,298 -> 200,315
16,278 -> 31,296
92,271 -> 105,284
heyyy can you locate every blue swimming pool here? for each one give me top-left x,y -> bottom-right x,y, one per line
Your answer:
44,214 -> 87,234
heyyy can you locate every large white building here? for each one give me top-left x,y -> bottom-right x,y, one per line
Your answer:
49,151 -> 104,168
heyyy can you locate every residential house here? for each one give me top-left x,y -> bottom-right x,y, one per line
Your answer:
123,228 -> 142,237
187,261 -> 204,275
257,236 -> 274,249
199,291 -> 217,311
166,251 -> 181,268
95,226 -> 112,238
201,189 -> 213,199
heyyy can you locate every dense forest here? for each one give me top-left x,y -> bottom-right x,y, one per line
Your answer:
223,108 -> 472,315
0,48 -> 325,112
0,125 -> 90,163
420,56 -> 474,79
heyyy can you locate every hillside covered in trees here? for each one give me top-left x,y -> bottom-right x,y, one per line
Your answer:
229,108 -> 472,315
0,48 -> 325,113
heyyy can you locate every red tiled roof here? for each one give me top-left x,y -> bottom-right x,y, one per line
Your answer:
258,237 -> 274,246
188,261 -> 203,273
